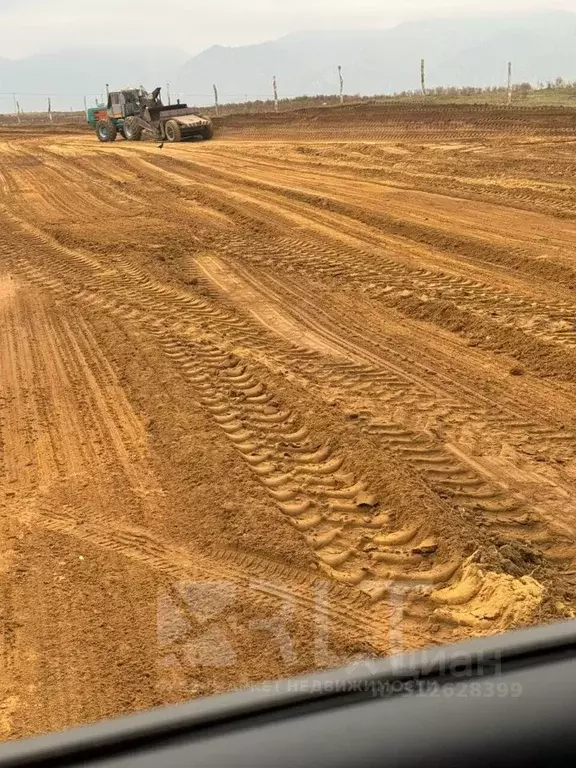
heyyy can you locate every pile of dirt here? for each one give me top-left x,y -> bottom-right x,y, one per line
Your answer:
431,557 -> 545,630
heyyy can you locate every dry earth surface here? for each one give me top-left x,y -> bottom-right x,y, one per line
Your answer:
1,104 -> 576,740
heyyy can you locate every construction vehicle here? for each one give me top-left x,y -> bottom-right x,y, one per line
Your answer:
87,86 -> 213,143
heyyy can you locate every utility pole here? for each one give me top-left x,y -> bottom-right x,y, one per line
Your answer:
213,83 -> 219,116
48,97 -> 53,122
420,59 -> 426,96
507,61 -> 513,105
338,65 -> 344,105
83,95 -> 87,116
273,75 -> 279,112
166,82 -> 171,105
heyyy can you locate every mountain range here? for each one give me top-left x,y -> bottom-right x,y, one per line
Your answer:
0,47 -> 189,113
1,11 -> 575,113
178,11 -> 576,103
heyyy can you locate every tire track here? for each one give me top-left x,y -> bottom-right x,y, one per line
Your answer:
137,151 -> 576,349
210,141 -> 576,220
3,110 -> 576,738
3,209 -> 565,634
194,254 -> 576,541
12,239 -> 461,602
7,195 -> 576,535
31,503 -> 434,653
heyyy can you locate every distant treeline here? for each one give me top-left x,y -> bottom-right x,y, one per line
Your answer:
195,81 -> 576,116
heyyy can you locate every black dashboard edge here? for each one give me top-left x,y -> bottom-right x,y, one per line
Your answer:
1,618 -> 575,767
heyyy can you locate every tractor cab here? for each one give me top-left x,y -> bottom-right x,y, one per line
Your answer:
107,88 -> 146,119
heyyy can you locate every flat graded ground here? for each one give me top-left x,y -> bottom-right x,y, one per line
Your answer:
1,105 -> 576,739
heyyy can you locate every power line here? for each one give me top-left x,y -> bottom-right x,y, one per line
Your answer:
0,91 -> 102,97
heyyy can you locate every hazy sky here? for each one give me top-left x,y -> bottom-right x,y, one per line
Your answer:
1,0 -> 575,58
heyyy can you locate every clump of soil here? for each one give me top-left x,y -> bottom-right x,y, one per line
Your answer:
472,540 -> 542,578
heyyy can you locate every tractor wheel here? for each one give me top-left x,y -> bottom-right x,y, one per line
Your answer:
96,120 -> 117,142
201,124 -> 214,140
123,117 -> 143,141
165,120 -> 182,143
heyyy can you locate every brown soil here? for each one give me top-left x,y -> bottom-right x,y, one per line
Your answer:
212,102 -> 576,140
1,105 -> 576,741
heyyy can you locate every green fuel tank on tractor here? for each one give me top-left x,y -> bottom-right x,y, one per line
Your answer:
87,103 -> 125,142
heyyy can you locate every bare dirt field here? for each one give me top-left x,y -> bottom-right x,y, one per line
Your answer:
1,104 -> 576,740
